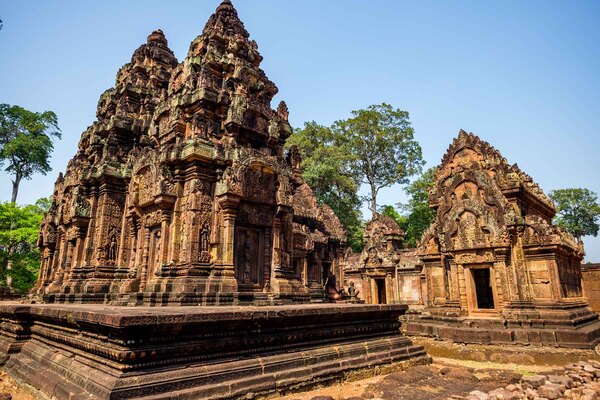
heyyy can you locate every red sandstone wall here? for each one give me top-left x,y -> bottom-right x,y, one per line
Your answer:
581,264 -> 600,313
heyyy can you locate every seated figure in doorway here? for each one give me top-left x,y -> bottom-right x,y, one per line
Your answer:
324,271 -> 343,302
347,281 -> 360,299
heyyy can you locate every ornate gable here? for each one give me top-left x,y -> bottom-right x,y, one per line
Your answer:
421,130 -> 580,256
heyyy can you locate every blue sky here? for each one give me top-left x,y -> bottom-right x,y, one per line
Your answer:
1,0 -> 599,260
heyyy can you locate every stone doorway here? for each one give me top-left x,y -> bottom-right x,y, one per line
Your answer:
234,227 -> 265,291
473,268 -> 494,309
375,278 -> 387,304
466,265 -> 497,313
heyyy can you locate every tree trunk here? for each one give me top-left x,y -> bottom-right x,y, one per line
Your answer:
6,257 -> 12,290
11,173 -> 22,203
3,244 -> 13,290
369,183 -> 378,219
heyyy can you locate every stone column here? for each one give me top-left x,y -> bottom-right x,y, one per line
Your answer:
72,235 -> 82,271
449,259 -> 461,302
159,212 -> 170,267
547,257 -> 563,302
82,188 -> 99,266
71,221 -> 88,272
301,258 -> 308,286
127,218 -> 138,271
216,194 -> 240,278
139,227 -> 151,292
263,227 -> 272,290
116,214 -> 129,268
508,227 -> 533,304
271,217 -> 282,277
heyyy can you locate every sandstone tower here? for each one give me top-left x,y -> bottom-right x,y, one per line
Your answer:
34,0 -> 346,305
405,130 -> 600,347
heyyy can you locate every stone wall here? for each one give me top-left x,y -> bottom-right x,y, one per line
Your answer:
582,263 -> 600,313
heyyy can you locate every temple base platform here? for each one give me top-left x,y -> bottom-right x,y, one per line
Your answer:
403,303 -> 600,349
0,303 -> 429,400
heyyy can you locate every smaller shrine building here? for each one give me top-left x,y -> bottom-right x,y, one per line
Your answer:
346,130 -> 600,349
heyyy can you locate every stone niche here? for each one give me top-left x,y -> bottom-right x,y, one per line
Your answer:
403,130 -> 600,349
0,2 -> 430,399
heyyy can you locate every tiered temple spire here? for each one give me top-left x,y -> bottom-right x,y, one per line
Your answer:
34,0 -> 346,305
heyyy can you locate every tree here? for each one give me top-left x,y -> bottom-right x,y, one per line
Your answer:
0,198 -> 48,292
549,188 -> 600,243
398,167 -> 437,248
287,122 -> 365,251
0,104 -> 61,202
380,204 -> 406,227
332,103 -> 424,218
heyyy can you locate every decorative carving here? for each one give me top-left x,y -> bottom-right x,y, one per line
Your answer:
417,130 -> 585,317
33,0 -> 346,304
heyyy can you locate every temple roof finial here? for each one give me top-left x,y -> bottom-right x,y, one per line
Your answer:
216,0 -> 236,14
147,29 -> 168,46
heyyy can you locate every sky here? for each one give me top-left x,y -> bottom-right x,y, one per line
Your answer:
1,0 -> 599,260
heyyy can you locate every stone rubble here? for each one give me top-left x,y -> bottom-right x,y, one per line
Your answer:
451,361 -> 600,400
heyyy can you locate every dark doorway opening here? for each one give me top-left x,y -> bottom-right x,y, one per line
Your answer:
473,268 -> 494,309
375,278 -> 387,304
234,227 -> 264,291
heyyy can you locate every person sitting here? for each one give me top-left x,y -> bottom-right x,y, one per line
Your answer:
324,271 -> 343,302
347,281 -> 360,299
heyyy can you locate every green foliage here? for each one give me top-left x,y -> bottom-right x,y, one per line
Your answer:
0,199 -> 47,292
287,104 -> 424,252
287,122 -> 364,252
332,103 -> 424,217
0,104 -> 61,202
398,167 -> 437,248
380,204 -> 406,227
549,188 -> 600,242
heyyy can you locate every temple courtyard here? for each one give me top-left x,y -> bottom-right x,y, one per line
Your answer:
1,0 -> 599,399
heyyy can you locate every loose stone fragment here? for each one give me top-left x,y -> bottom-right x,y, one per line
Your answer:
536,383 -> 565,400
521,375 -> 547,389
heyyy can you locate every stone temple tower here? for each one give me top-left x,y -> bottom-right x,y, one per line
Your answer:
34,0 -> 346,305
405,130 -> 600,348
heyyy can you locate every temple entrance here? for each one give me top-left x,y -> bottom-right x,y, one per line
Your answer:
375,278 -> 387,304
472,268 -> 495,310
234,227 -> 265,291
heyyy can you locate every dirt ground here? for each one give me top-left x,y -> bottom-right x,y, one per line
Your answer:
0,370 -> 36,400
0,357 -> 560,400
275,358 -> 559,400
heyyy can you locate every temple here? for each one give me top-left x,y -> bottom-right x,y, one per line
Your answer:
345,215 -> 423,306
346,131 -> 600,348
0,3 -> 430,399
402,130 -> 600,348
33,0 -> 346,305
1,1 -> 598,398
